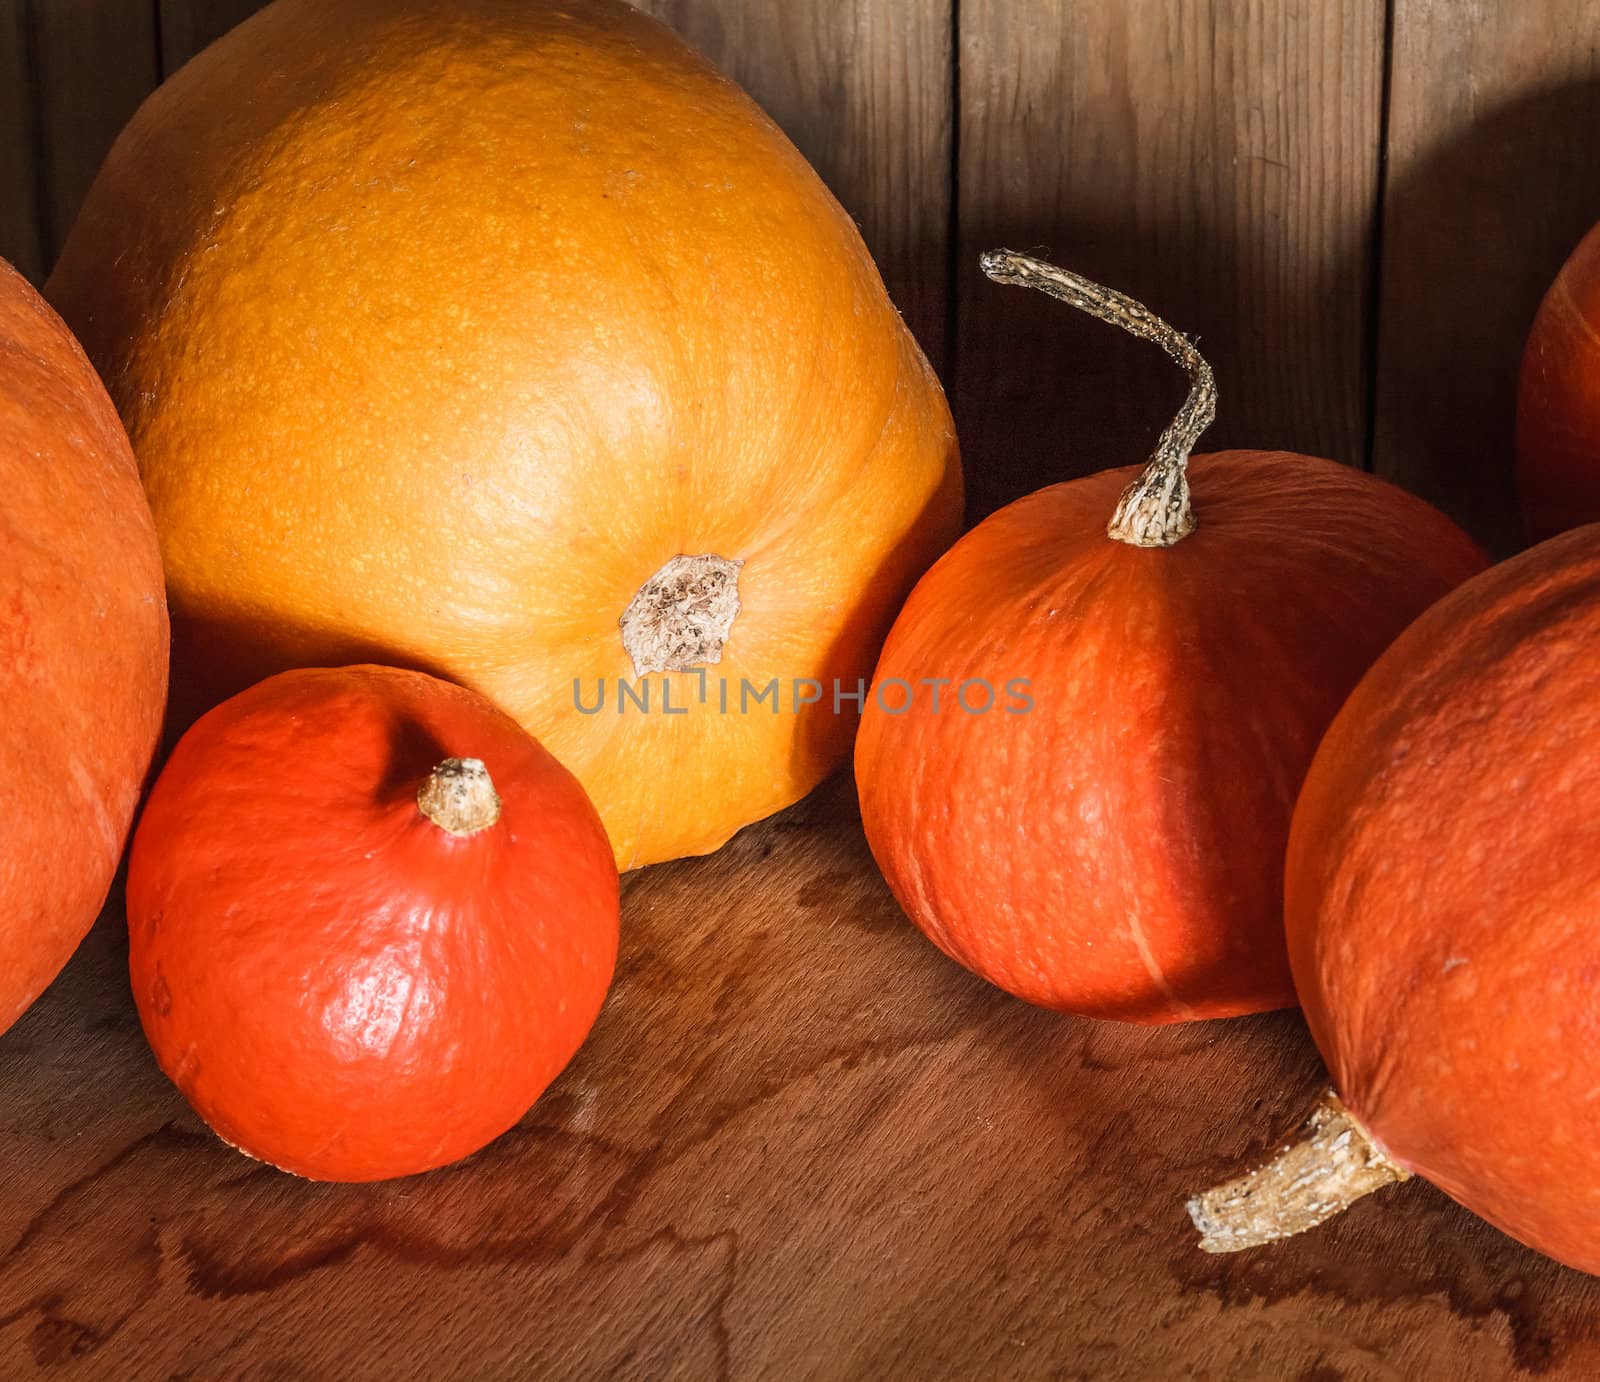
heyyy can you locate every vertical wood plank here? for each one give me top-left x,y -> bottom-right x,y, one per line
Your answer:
31,1 -> 161,267
641,0 -> 954,372
1373,1 -> 1600,550
157,0 -> 270,75
957,0 -> 1385,518
0,0 -> 43,281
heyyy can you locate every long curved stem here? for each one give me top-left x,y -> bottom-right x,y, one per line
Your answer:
979,250 -> 1217,548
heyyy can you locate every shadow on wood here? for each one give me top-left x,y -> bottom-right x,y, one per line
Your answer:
951,1 -> 1383,523
953,207 -> 1377,522
1372,77 -> 1600,553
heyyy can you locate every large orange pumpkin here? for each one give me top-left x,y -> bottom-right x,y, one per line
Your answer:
1191,525 -> 1600,1275
1518,222 -> 1600,539
127,664 -> 619,1182
46,0 -> 960,871
0,257 -> 168,1036
855,254 -> 1486,1023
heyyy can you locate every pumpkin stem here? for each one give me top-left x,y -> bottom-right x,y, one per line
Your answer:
1186,1089 -> 1409,1253
619,553 -> 744,678
979,250 -> 1215,548
417,757 -> 502,837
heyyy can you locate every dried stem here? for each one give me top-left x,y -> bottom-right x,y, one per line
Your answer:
417,757 -> 501,837
979,249 -> 1216,547
1187,1090 -> 1409,1253
619,553 -> 744,677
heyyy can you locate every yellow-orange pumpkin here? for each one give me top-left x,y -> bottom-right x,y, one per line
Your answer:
0,258 -> 168,1034
47,0 -> 960,870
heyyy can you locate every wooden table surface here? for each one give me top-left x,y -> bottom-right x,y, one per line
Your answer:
2,774 -> 1596,1380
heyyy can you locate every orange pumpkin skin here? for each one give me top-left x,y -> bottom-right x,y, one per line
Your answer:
126,665 -> 619,1182
46,0 -> 960,871
1286,525 -> 1600,1274
857,451 -> 1486,1024
0,258 -> 168,1035
1518,223 -> 1600,539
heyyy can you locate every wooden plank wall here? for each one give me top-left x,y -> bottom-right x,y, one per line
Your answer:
3,0 -> 1600,544
0,0 -> 41,282
157,0 -> 270,71
956,0 -> 1383,514
636,0 -> 953,370
29,2 -> 160,266
1373,0 -> 1600,549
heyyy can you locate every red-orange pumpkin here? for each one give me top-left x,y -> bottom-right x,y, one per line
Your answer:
0,257 -> 168,1036
855,253 -> 1486,1023
1518,222 -> 1600,539
1191,525 -> 1600,1274
127,664 -> 618,1181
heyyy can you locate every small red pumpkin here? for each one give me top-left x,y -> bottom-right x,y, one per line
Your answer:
1518,223 -> 1600,539
127,664 -> 619,1181
855,253 -> 1486,1023
1191,525 -> 1600,1274
0,257 -> 168,1036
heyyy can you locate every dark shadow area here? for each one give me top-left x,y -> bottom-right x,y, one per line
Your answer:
952,201 -> 1374,523
790,435 -> 962,785
369,708 -> 455,805
1369,77 -> 1600,555
161,608 -> 455,751
984,991 -> 1600,1375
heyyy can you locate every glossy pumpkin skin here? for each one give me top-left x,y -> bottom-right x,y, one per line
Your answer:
46,0 -> 961,871
126,665 -> 619,1182
857,451 -> 1486,1024
1287,526 -> 1600,1274
1518,224 -> 1600,540
0,258 -> 168,1036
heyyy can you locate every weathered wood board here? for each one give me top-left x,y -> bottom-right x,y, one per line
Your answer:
2,779 -> 1597,1378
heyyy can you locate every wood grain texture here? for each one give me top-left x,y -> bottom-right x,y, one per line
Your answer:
157,0 -> 271,74
0,0 -> 42,281
29,0 -> 160,268
6,1 -> 1598,1372
2,777 -> 1597,1379
956,0 -> 1385,517
1373,0 -> 1600,551
639,0 -> 953,371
